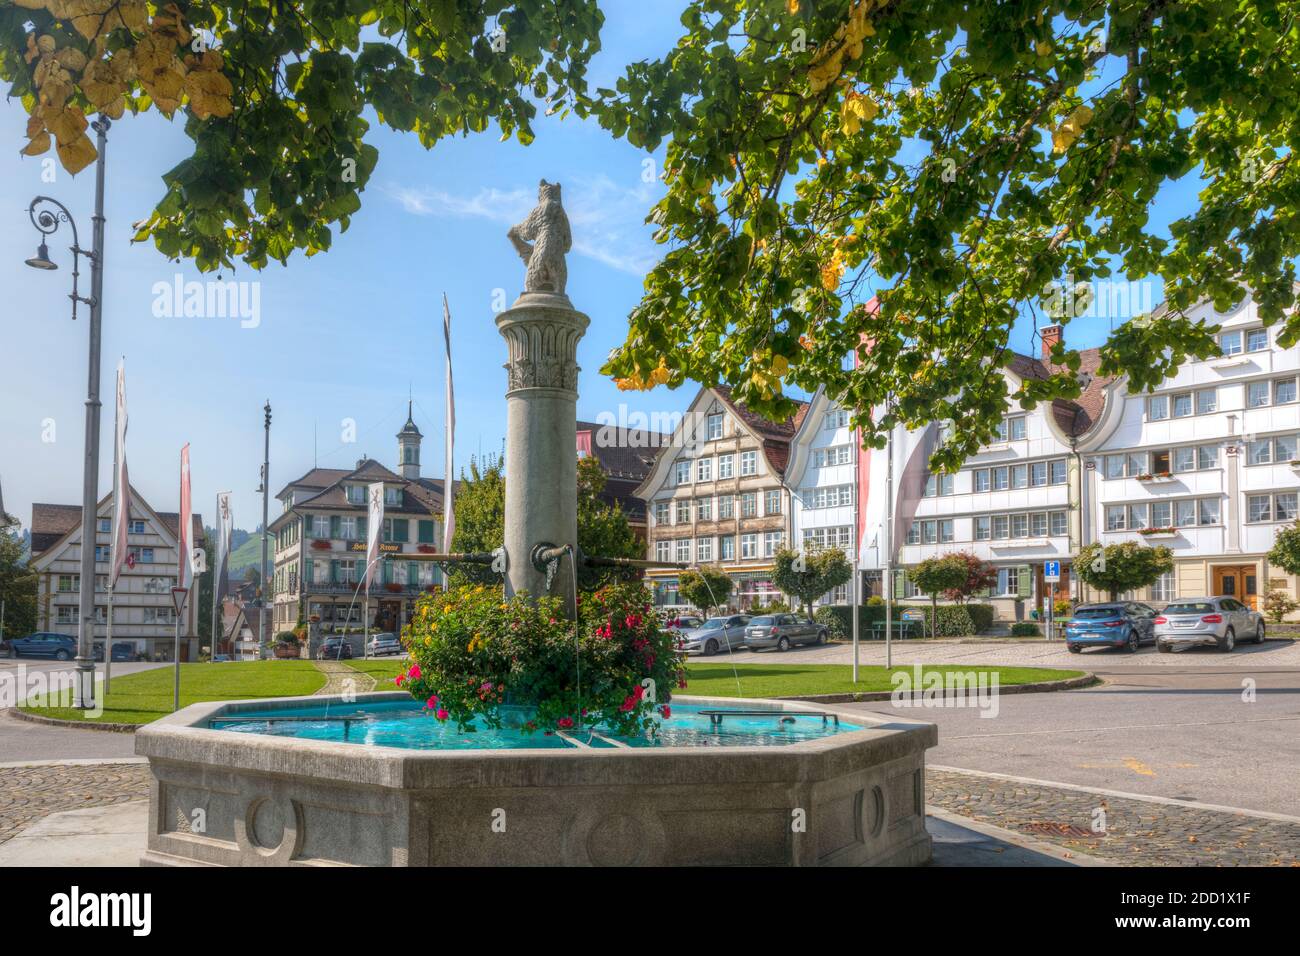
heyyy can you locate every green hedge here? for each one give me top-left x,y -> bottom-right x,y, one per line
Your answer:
813,603 -> 996,638
1010,621 -> 1041,637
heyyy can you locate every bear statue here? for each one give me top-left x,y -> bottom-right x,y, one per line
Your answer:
508,179 -> 572,296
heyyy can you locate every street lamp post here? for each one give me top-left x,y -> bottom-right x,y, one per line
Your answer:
25,115 -> 111,710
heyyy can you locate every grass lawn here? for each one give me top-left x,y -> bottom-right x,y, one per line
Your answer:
681,663 -> 1084,698
346,658 -> 1083,699
20,660 -> 328,725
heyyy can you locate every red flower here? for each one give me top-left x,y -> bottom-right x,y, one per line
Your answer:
425,695 -> 439,709
435,708 -> 450,721
620,696 -> 635,712
633,683 -> 645,700
408,664 -> 422,681
557,716 -> 574,730
659,705 -> 672,719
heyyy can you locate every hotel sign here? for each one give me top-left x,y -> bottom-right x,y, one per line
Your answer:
349,541 -> 401,553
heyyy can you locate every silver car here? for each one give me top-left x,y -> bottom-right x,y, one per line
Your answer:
366,632 -> 403,656
675,615 -> 752,656
1154,597 -> 1265,653
744,613 -> 829,652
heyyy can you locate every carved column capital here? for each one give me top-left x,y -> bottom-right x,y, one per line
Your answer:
495,294 -> 590,396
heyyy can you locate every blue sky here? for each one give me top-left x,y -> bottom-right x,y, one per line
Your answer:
0,6 -> 1190,535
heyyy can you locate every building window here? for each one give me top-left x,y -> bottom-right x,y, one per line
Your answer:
1030,462 -> 1048,487
719,535 -> 735,560
996,568 -> 1019,596
653,502 -> 670,526
974,470 -> 991,492
740,534 -> 757,559
1049,460 -> 1068,484
1151,571 -> 1175,601
762,531 -> 784,557
1248,381 -> 1270,408
707,413 -> 724,440
697,537 -> 713,562
1147,395 -> 1169,421
340,517 -> 357,540
1106,505 -> 1126,531
993,515 -> 1009,539
974,516 -> 991,540
696,497 -> 712,521
56,606 -> 77,624
675,500 -> 691,524
1247,328 -> 1269,351
992,466 -> 1010,491
675,460 -> 691,485
346,485 -> 364,505
1219,330 -> 1243,355
1008,416 -> 1027,440
812,446 -> 852,467
740,493 -> 757,517
806,485 -> 854,508
98,517 -> 111,533
1199,499 -> 1221,525
675,539 -> 691,563
1247,492 -> 1298,523
697,458 -> 712,482
1011,464 -> 1029,490
1050,511 -> 1068,536
1277,378 -> 1298,405
764,490 -> 781,515
824,409 -> 849,430
385,487 -> 402,506
740,451 -> 758,476
718,454 -> 734,479
655,539 -> 670,562
718,495 -> 734,519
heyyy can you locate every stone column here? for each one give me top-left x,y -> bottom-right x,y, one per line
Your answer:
496,291 -> 589,614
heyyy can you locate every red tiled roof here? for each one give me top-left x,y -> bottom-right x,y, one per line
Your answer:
30,500 -> 203,555
1006,346 -> 1113,437
712,386 -> 811,476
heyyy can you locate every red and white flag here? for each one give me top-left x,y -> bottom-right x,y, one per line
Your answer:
108,359 -> 131,588
178,443 -> 193,595
366,482 -> 385,590
442,293 -> 456,553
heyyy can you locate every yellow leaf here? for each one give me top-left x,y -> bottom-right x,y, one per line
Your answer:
787,0 -> 800,12
46,105 -> 88,145
770,354 -> 789,376
1035,41 -> 1052,56
56,131 -> 97,175
184,67 -> 233,119
21,131 -> 52,156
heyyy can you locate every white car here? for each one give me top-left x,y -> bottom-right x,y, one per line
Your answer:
366,632 -> 403,656
1154,597 -> 1265,653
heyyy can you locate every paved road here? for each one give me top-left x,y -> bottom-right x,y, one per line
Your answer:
841,666 -> 1300,817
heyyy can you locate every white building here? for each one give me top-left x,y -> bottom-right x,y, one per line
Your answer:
784,388 -> 857,606
29,487 -> 203,660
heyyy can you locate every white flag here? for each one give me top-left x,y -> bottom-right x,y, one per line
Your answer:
109,360 -> 130,587
442,293 -> 456,553
178,443 -> 194,597
366,481 -> 385,590
214,492 -> 232,604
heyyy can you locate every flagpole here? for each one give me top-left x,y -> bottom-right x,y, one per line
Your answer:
210,495 -> 220,661
104,586 -> 113,693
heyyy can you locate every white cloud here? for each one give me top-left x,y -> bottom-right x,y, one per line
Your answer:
384,175 -> 660,277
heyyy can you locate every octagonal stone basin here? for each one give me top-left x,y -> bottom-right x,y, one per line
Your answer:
135,692 -> 937,867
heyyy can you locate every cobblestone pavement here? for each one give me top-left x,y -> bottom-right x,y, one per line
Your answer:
313,660 -> 375,696
927,768 -> 1300,866
0,763 -> 149,846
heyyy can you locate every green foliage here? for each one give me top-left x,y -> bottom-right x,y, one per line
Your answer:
1262,589 -> 1298,624
813,602 -> 992,638
0,530 -> 37,638
1,1 -> 606,271
448,454 -> 642,590
1267,520 -> 1300,576
677,565 -> 733,613
771,547 -> 852,614
1075,542 -> 1174,599
938,552 -> 999,603
748,600 -> 790,614
593,1 -> 1300,471
910,555 -> 971,638
398,582 -> 683,736
1010,621 -> 1042,637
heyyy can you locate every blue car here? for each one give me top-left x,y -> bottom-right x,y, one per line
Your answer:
1064,602 -> 1157,653
5,632 -> 78,660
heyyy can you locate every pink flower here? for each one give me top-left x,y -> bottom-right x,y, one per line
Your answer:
395,673 -> 405,687
408,664 -> 422,681
425,695 -> 439,708
659,705 -> 672,719
620,696 -> 635,713
435,708 -> 449,721
557,716 -> 574,730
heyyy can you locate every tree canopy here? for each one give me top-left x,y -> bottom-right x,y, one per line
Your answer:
594,0 -> 1300,465
7,2 -> 1300,455
2,0 -> 603,269
1074,541 -> 1173,599
771,546 -> 851,614
677,564 -> 733,612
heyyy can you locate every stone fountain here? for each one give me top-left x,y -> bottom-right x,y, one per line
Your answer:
133,181 -> 937,867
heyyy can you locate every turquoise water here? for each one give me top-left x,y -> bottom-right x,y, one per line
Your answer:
209,700 -> 861,750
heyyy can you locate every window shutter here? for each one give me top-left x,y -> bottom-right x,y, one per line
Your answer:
419,520 -> 433,543
359,516 -> 368,539
894,569 -> 905,600
394,519 -> 409,542
305,559 -> 313,585
1018,565 -> 1031,598
330,560 -> 338,584
330,515 -> 340,538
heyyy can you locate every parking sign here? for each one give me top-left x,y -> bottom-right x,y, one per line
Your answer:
1044,560 -> 1061,582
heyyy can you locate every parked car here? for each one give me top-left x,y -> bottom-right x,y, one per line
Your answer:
675,615 -> 752,656
211,654 -> 233,663
92,642 -> 135,662
366,632 -> 403,657
744,614 -> 829,652
317,637 -> 354,661
664,614 -> 704,632
1154,597 -> 1264,653
1064,602 -> 1157,653
5,632 -> 78,660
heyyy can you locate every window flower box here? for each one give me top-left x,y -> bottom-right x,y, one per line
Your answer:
310,539 -> 333,551
417,544 -> 438,553
384,582 -> 403,593
1136,473 -> 1176,484
1137,527 -> 1178,538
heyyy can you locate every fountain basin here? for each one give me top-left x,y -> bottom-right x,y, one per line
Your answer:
135,692 -> 936,867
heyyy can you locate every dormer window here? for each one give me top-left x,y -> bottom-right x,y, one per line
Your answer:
346,485 -> 365,505
385,487 -> 402,506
